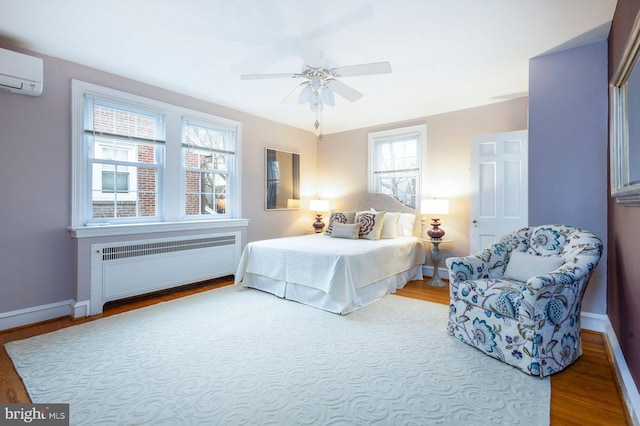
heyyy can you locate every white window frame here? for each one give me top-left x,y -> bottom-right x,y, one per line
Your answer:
71,80 -> 243,235
368,124 -> 426,209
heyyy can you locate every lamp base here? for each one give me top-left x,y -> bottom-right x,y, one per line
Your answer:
312,214 -> 325,233
427,217 -> 445,239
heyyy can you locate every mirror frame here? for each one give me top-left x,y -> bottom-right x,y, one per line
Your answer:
611,10 -> 640,206
264,148 -> 301,211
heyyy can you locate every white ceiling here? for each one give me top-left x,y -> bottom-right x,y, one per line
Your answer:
0,0 -> 617,134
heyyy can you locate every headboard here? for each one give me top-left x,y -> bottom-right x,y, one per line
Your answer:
331,192 -> 422,238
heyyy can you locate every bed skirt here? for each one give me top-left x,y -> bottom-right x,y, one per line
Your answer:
237,265 -> 423,315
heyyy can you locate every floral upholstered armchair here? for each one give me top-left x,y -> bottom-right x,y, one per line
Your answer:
446,225 -> 603,377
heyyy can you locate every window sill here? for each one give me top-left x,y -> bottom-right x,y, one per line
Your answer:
68,219 -> 250,239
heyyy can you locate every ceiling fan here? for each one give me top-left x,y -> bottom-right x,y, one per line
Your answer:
240,42 -> 392,132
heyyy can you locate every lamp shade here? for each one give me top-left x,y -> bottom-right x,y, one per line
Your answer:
421,199 -> 449,215
309,199 -> 329,212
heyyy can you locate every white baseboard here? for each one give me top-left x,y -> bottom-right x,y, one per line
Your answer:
580,312 -> 639,424
602,316 -> 640,426
0,299 -> 88,331
580,311 -> 607,332
71,300 -> 91,318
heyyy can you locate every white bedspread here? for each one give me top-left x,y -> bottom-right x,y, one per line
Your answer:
234,234 -> 425,294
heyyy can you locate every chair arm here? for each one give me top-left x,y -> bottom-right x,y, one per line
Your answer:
525,254 -> 600,292
518,254 -> 601,320
445,256 -> 485,283
446,242 -> 510,285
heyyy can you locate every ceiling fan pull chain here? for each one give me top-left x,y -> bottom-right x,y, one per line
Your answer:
317,107 -> 324,142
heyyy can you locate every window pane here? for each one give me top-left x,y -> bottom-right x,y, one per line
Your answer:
93,104 -> 164,140
93,137 -> 159,165
183,122 -> 233,152
137,167 -> 158,217
377,139 -> 417,172
91,164 -> 157,219
376,173 -> 417,209
184,147 -> 229,171
185,171 -> 227,216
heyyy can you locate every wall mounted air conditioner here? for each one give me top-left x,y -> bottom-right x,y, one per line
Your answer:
0,47 -> 43,96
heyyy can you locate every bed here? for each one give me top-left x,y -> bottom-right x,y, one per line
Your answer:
234,193 -> 425,314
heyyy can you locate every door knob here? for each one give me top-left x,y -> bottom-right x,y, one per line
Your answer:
472,220 -> 477,227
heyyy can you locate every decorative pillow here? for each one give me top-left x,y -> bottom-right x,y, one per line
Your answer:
330,223 -> 360,239
325,210 -> 356,234
380,212 -> 400,239
503,251 -> 564,282
396,213 -> 416,237
355,211 -> 385,240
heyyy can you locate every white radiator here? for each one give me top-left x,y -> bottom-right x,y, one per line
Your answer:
90,232 -> 240,315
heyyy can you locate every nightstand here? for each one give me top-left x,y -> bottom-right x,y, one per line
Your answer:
424,238 -> 452,287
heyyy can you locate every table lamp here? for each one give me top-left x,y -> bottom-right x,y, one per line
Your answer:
421,199 -> 449,239
309,199 -> 330,233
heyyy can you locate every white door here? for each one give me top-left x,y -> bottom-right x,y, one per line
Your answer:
469,130 -> 528,254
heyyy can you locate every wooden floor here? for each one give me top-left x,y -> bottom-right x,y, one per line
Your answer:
0,278 -> 631,425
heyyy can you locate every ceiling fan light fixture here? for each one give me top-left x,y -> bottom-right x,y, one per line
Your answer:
241,42 -> 391,135
298,85 -> 312,104
321,86 -> 335,107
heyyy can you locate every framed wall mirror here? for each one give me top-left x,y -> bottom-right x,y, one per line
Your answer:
611,11 -> 640,206
265,148 -> 300,210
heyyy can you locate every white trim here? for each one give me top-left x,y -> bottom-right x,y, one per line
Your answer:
0,300 -> 75,331
72,300 -> 91,318
580,311 -> 607,332
604,316 -> 640,426
68,218 -> 249,239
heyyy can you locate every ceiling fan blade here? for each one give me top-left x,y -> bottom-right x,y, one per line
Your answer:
326,80 -> 363,102
296,42 -> 325,68
240,73 -> 299,80
332,62 -> 392,77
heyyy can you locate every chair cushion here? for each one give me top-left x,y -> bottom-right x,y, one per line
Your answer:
457,279 -> 524,320
503,251 -> 564,282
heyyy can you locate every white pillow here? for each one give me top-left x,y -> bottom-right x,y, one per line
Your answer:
396,213 -> 416,237
330,223 -> 360,239
503,251 -> 564,282
380,212 -> 400,239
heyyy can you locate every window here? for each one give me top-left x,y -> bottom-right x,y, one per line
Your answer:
72,80 -> 242,229
368,125 -> 426,209
101,171 -> 129,193
182,120 -> 235,217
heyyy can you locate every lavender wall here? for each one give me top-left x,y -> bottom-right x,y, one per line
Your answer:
528,41 -> 609,315
0,45 -> 317,318
608,0 -> 640,394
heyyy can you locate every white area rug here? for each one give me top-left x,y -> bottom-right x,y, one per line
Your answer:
6,286 -> 550,425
